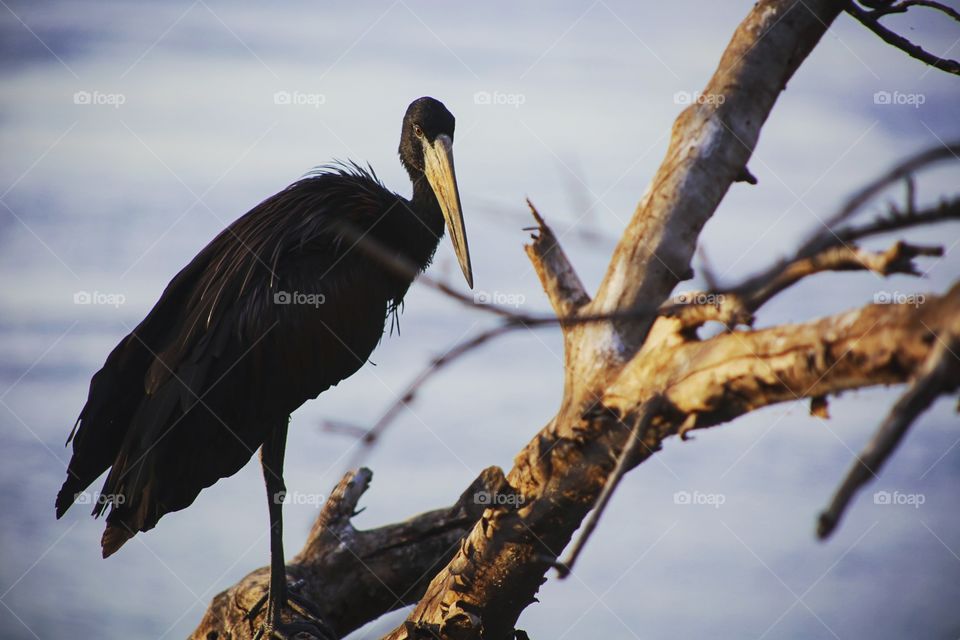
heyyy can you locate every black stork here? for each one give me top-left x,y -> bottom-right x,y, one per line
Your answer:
55,97 -> 472,639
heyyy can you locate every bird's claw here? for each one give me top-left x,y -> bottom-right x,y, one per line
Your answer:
252,620 -> 333,640
244,592 -> 268,622
246,582 -> 335,640
285,591 -> 329,627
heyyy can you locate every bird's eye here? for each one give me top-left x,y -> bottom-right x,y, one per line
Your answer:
413,124 -> 423,138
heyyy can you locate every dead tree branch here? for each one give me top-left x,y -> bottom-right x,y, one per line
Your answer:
584,0 -> 845,363
846,1 -> 960,75
522,199 -> 591,320
663,185 -> 960,330
817,330 -> 960,539
802,142 -> 960,255
662,236 -> 948,329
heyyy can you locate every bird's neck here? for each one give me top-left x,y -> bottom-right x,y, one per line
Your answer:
366,174 -> 442,308
409,174 -> 445,237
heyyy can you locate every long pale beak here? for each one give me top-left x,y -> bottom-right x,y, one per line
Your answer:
424,134 -> 473,288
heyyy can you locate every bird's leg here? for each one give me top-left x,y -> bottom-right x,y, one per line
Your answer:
250,423 -> 334,640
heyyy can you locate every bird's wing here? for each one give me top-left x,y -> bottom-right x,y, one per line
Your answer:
58,167 -> 400,548
54,244 -> 217,519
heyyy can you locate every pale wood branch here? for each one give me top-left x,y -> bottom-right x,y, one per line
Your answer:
523,199 -> 590,320
589,0 -> 844,360
605,283 -> 960,432
384,2 -> 849,636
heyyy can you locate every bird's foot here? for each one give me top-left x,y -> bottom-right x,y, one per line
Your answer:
251,619 -> 332,640
246,580 -> 335,640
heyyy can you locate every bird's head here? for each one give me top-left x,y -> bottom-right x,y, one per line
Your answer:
399,96 -> 473,288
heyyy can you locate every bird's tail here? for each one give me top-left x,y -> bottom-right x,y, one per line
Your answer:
101,524 -> 135,558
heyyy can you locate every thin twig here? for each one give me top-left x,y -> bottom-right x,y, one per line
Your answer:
846,1 -> 960,75
801,142 -> 960,256
833,195 -> 960,245
320,419 -> 370,440
864,0 -> 960,21
556,396 -> 664,578
343,323 -> 516,471
697,244 -> 721,291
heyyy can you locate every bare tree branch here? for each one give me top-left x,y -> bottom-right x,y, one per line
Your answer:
605,284 -> 960,432
662,237 -> 947,329
523,199 -> 590,321
846,1 -> 960,75
587,0 -> 845,362
327,187 -> 957,467
861,0 -> 960,22
662,187 -> 960,330
801,142 -> 960,255
817,331 -> 960,539
833,194 -> 960,245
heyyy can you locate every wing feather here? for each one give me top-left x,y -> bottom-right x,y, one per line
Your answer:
58,166 -> 402,556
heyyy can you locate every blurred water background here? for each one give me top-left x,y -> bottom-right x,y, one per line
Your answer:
1,1 -> 959,638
